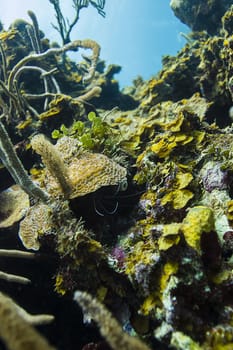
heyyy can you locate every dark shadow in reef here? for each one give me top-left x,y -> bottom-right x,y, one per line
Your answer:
204,102 -> 233,128
0,225 -> 105,350
69,181 -> 145,246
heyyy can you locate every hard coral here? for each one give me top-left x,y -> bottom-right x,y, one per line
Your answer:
3,3 -> 233,349
74,290 -> 151,350
18,203 -> 53,250
0,292 -> 55,350
34,136 -> 127,199
0,185 -> 29,228
64,150 -> 127,198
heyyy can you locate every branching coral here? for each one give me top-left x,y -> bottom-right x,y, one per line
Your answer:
6,38 -> 100,115
0,11 -> 101,124
0,292 -> 55,350
0,6 -> 137,350
11,37 -> 101,86
49,0 -> 106,44
0,249 -> 35,284
0,249 -> 55,349
27,10 -> 43,53
0,119 -> 49,202
74,290 -> 151,350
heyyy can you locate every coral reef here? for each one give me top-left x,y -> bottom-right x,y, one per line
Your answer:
31,135 -> 127,199
135,6 -> 233,127
0,3 -> 233,350
170,0 -> 232,34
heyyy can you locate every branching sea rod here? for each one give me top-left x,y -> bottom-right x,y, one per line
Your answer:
74,290 -> 151,350
0,292 -> 55,350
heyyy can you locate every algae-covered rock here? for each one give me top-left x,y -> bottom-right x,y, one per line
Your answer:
2,4 -> 233,350
181,206 -> 215,253
171,331 -> 202,350
170,0 -> 232,34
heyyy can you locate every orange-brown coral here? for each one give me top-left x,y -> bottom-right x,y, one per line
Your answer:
32,136 -> 127,199
18,203 -> 53,250
60,150 -> 127,199
0,185 -> 29,228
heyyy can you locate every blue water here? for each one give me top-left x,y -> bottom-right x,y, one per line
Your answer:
0,0 -> 189,87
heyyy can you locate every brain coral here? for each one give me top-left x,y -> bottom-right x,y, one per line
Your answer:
18,203 -> 53,250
